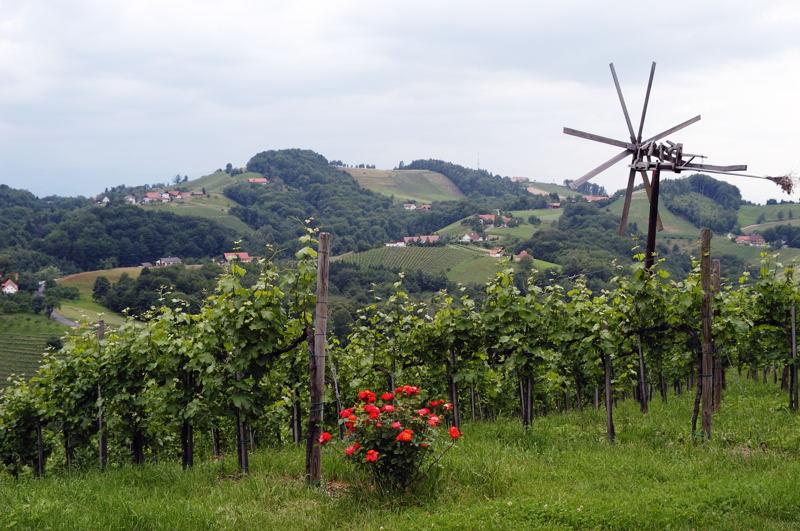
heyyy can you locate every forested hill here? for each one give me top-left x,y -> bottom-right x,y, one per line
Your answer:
0,185 -> 233,274
660,173 -> 742,233
224,149 -> 547,254
403,159 -> 532,202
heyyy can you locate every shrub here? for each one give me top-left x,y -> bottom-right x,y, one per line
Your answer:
333,385 -> 461,491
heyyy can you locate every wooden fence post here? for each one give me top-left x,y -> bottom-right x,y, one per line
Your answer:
712,259 -> 723,411
700,229 -> 714,439
791,302 -> 798,412
35,421 -> 45,477
97,320 -> 107,470
306,232 -> 330,485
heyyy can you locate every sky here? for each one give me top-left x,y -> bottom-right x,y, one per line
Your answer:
0,0 -> 798,202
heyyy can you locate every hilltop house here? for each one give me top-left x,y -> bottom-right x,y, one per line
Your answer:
247,177 -> 269,184
460,232 -> 483,243
403,203 -> 417,210
549,202 -> 562,209
514,250 -> 533,262
2,279 -> 19,295
735,234 -> 767,247
223,252 -> 254,263
156,257 -> 182,267
142,192 -> 161,203
124,195 -> 137,205
477,214 -> 496,224
488,247 -> 505,258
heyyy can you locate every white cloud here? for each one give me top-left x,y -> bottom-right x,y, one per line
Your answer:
0,0 -> 797,202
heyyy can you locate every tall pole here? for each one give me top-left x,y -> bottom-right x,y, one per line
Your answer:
700,229 -> 714,439
306,232 -> 331,485
644,168 -> 661,271
96,320 -> 107,470
712,259 -> 723,410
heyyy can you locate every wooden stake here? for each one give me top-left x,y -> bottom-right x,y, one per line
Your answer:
306,232 -> 330,485
644,168 -> 661,271
712,259 -> 723,411
603,352 -> 615,442
97,320 -> 107,470
791,302 -> 798,412
35,421 -> 44,477
700,229 -> 714,439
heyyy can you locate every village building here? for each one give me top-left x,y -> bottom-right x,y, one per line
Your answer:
223,252 -> 254,263
514,250 -> 533,262
385,241 -> 406,247
734,234 -> 767,247
549,202 -> 562,209
460,232 -> 483,243
477,214 -> 497,224
156,257 -> 182,267
124,195 -> 137,205
488,247 -> 505,258
419,204 -> 432,211
1,279 -> 19,295
403,203 -> 417,210
247,177 -> 269,184
142,192 -> 161,204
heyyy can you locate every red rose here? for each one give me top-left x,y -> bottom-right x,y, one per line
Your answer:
364,404 -> 380,419
338,408 -> 354,419
318,431 -> 332,445
395,429 -> 414,443
365,449 -> 379,462
347,415 -> 357,423
391,421 -> 402,430
449,426 -> 461,440
358,390 -> 377,403
380,404 -> 395,413
345,422 -> 355,431
416,408 -> 430,416
381,392 -> 394,401
429,400 -> 444,408
427,415 -> 440,427
395,385 -> 420,397
345,442 -> 361,456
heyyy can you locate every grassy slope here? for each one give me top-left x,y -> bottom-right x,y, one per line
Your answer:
437,208 -> 563,241
526,181 -> 578,199
343,168 -> 464,203
56,267 -> 142,326
338,244 -> 559,285
139,170 -> 257,234
2,377 -> 798,529
739,203 -> 800,227
0,314 -> 66,386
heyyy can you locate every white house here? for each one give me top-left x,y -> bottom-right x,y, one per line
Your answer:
2,279 -> 19,295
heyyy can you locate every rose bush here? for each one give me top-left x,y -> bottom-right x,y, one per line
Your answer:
337,384 -> 462,491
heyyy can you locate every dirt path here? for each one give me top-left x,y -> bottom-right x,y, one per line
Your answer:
51,310 -> 78,328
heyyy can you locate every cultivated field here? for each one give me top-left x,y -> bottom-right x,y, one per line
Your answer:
344,168 -> 464,203
2,377 -> 797,529
57,267 -> 141,326
525,180 -> 577,199
0,314 -> 66,387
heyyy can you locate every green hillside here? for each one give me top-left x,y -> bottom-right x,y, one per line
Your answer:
337,244 -> 558,285
0,314 -> 66,387
437,208 -> 563,244
525,181 -> 578,199
56,267 -> 142,326
139,170 -> 257,234
739,203 -> 800,231
344,168 -> 464,203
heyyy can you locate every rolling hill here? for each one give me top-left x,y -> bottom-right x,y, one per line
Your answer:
56,267 -> 142,326
525,181 -> 579,199
343,168 -> 464,203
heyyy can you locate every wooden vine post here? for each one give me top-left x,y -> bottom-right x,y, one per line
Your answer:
791,302 -> 798,412
700,229 -> 714,439
97,319 -> 108,469
306,232 -> 330,485
711,259 -> 723,411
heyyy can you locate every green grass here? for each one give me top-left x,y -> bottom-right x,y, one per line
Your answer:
738,203 -> 800,228
2,376 -> 799,529
56,268 -> 140,326
344,168 -> 464,203
0,314 -> 66,386
139,170 -> 258,234
437,208 -> 562,246
607,190 -> 700,237
525,181 -> 578,199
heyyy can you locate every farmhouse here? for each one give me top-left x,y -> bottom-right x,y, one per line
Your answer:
124,195 -> 137,205
419,204 -> 432,211
477,214 -> 497,224
247,177 -> 269,184
1,279 -> 18,295
461,232 -> 483,243
223,252 -> 254,263
549,202 -> 562,209
385,241 -> 406,247
155,257 -> 182,267
403,203 -> 417,210
735,234 -> 767,247
142,192 -> 161,203
488,247 -> 505,258
514,250 -> 533,262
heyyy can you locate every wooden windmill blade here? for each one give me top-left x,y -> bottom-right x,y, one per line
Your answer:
609,63 -> 637,143
569,149 -> 632,189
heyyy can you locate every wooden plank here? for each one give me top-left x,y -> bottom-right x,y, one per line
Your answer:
610,62 -> 636,142
618,169 -> 637,235
644,169 -> 661,271
637,62 -> 656,142
644,115 -> 701,143
570,149 -> 631,188
563,127 -> 634,150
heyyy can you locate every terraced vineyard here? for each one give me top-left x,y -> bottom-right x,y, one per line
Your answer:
0,314 -> 66,387
344,168 -> 464,203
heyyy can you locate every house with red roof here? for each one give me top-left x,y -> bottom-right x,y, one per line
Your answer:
2,279 -> 19,295
223,252 -> 254,263
247,177 -> 269,184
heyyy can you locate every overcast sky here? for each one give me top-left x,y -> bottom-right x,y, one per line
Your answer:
1,0 -> 798,202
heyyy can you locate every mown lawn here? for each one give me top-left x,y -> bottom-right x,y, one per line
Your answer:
1,376 -> 799,529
